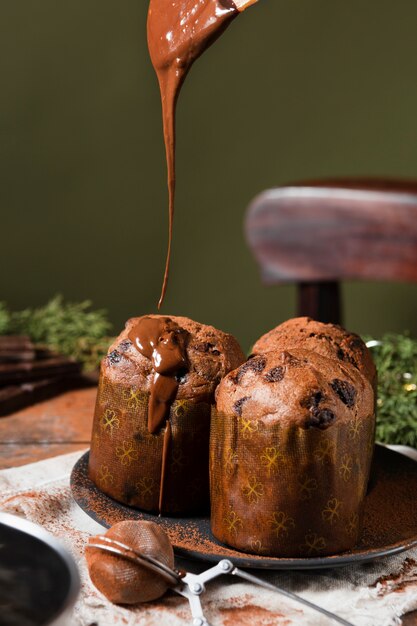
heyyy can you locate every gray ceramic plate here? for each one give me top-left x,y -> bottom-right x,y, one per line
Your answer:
70,445 -> 417,570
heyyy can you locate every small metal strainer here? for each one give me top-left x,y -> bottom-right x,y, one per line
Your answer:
86,520 -> 355,626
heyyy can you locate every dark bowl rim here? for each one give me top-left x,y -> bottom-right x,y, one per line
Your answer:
0,511 -> 80,625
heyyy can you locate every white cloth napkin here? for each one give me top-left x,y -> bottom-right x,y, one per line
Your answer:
1,449 -> 417,626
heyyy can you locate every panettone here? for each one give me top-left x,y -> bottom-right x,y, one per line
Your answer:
252,317 -> 376,390
89,314 -> 245,515
210,348 -> 375,557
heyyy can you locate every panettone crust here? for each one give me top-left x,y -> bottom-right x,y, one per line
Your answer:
215,348 -> 374,429
210,348 -> 375,556
104,315 -> 245,404
89,315 -> 245,515
252,317 -> 376,388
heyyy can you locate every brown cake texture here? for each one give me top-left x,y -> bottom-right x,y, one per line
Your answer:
89,315 -> 245,515
210,348 -> 375,557
252,317 -> 376,389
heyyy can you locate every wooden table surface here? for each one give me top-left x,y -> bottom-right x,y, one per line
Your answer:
0,387 -> 96,469
0,388 -> 416,625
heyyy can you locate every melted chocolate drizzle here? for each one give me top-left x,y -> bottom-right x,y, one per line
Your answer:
128,316 -> 189,514
128,316 -> 189,434
147,0 -> 239,308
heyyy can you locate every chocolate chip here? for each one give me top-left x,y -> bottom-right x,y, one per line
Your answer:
337,347 -> 357,368
281,351 -> 304,367
193,342 -> 220,356
305,408 -> 336,430
118,340 -> 132,352
248,356 -> 267,372
265,366 -> 285,383
233,396 -> 249,416
175,368 -> 188,384
330,379 -> 357,408
348,336 -> 365,353
300,390 -> 323,409
231,357 -> 266,383
108,350 -> 122,365
315,333 -> 332,342
337,348 -> 345,360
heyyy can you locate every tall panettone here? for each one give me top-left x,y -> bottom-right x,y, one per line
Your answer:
89,315 -> 245,515
252,317 -> 376,390
210,348 -> 375,557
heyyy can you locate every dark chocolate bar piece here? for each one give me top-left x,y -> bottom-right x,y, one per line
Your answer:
0,357 -> 80,385
0,336 -> 35,362
0,375 -> 95,417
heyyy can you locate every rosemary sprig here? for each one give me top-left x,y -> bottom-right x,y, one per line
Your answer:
0,296 -> 113,371
0,303 -> 10,335
367,333 -> 417,447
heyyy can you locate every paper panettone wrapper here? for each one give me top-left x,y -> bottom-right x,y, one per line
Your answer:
210,408 -> 376,557
89,375 -> 211,515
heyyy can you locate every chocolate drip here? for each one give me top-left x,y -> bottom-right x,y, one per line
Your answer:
128,317 -> 189,434
147,0 -> 239,308
159,420 -> 172,514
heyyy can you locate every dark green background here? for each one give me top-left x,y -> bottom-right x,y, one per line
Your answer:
2,0 -> 417,351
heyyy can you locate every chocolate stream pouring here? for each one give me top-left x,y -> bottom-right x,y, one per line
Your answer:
147,0 -> 259,308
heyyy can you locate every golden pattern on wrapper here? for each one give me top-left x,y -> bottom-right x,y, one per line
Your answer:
210,407 -> 375,557
89,379 -> 211,515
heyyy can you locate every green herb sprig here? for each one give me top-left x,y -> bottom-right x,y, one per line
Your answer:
367,333 -> 417,447
0,303 -> 10,335
0,296 -> 114,371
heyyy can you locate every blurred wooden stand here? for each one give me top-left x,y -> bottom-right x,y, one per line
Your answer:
245,179 -> 417,324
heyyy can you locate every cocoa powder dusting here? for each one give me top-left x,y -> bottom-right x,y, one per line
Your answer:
371,558 -> 417,595
76,446 -> 417,563
219,604 -> 293,626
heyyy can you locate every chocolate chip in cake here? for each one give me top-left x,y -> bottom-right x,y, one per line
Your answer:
300,390 -> 323,409
233,396 -> 249,416
337,347 -> 358,368
348,336 -> 365,353
192,342 -> 220,356
231,356 -> 266,383
175,368 -> 188,384
264,366 -> 285,383
118,340 -> 133,352
249,356 -> 267,371
281,351 -> 305,367
196,342 -> 213,352
108,350 -> 122,365
315,333 -> 332,342
306,408 -> 336,430
330,379 -> 357,408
